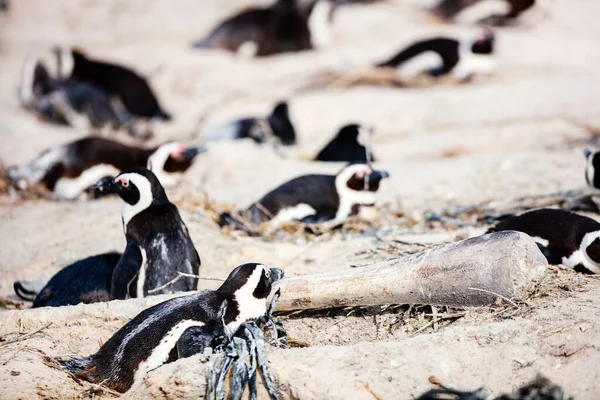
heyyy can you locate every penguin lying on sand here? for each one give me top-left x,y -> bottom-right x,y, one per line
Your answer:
62,263 -> 284,393
204,101 -> 296,146
376,30 -> 495,82
93,167 -> 201,298
54,47 -> 171,121
193,0 -> 334,57
223,163 -> 389,228
431,0 -> 542,25
316,124 -> 375,163
487,208 -> 600,274
20,55 -> 121,130
14,252 -> 121,307
7,137 -> 203,200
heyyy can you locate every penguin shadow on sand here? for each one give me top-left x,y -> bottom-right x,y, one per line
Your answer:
19,47 -> 171,140
307,29 -> 497,90
13,167 -> 202,307
5,137 -> 204,201
192,0 -> 335,57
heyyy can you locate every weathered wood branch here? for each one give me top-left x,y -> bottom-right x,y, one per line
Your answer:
270,231 -> 547,311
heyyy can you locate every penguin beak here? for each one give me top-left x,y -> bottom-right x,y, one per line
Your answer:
268,268 -> 285,283
180,145 -> 206,160
584,148 -> 592,159
369,170 -> 390,181
92,176 -> 118,196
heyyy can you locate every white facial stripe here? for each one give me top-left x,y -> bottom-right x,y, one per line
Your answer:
530,236 -> 550,248
453,0 -> 509,24
332,164 -> 377,224
452,40 -> 496,82
578,231 -> 600,273
136,248 -> 148,298
20,55 -> 38,105
394,51 -> 444,80
148,143 -> 182,188
270,203 -> 317,226
53,164 -> 120,200
133,319 -> 206,384
59,48 -> 74,78
229,265 -> 268,332
237,41 -> 259,58
308,0 -> 333,49
586,153 -> 596,189
120,173 -> 153,232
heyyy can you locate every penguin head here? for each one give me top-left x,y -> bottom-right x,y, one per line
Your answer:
93,167 -> 168,206
584,148 -> 600,190
336,163 -> 390,193
147,142 -> 206,187
471,29 -> 495,55
584,237 -> 600,265
217,263 -> 285,326
268,101 -> 296,146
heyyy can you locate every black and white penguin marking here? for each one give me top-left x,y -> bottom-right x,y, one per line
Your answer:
7,137 -> 203,200
316,124 -> 375,163
376,30 -> 495,82
62,263 -> 284,393
193,0 -> 334,57
14,252 -> 122,307
431,0 -> 543,25
55,48 -> 171,121
203,101 -> 296,146
20,55 -> 121,130
487,208 -> 600,274
584,148 -> 600,190
92,167 -> 201,299
244,163 -> 389,226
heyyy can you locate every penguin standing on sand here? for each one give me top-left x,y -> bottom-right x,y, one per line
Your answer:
487,208 -> 600,274
203,101 -> 296,146
193,0 -> 334,57
7,137 -> 203,200
376,30 -> 495,82
20,55 -> 121,130
14,252 -> 122,307
54,47 -> 171,121
316,124 -> 375,163
62,263 -> 284,393
93,167 -> 201,299
229,163 -> 389,227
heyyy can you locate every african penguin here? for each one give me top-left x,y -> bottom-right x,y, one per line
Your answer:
584,148 -> 600,191
241,163 -> 389,226
54,47 -> 171,121
487,208 -> 600,274
20,55 -> 121,130
203,101 -> 296,146
376,30 -> 495,82
193,0 -> 334,57
7,137 -> 203,200
13,252 -> 121,308
432,0 -> 542,25
315,124 -> 375,163
92,167 -> 201,299
62,263 -> 284,393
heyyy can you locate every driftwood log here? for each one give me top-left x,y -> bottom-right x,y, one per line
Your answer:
270,231 -> 548,311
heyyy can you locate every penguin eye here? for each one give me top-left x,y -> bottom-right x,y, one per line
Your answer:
121,180 -> 129,188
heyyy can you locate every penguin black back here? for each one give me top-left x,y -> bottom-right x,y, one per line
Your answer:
23,252 -> 121,308
62,263 -> 283,393
488,208 -> 600,274
377,38 -> 460,77
316,124 -> 374,163
57,48 -> 170,120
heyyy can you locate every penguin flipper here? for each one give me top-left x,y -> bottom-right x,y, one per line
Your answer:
61,356 -> 94,376
177,325 -> 223,359
111,240 -> 142,300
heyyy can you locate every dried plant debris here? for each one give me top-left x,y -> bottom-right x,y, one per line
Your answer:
0,163 -> 51,200
417,375 -> 573,400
